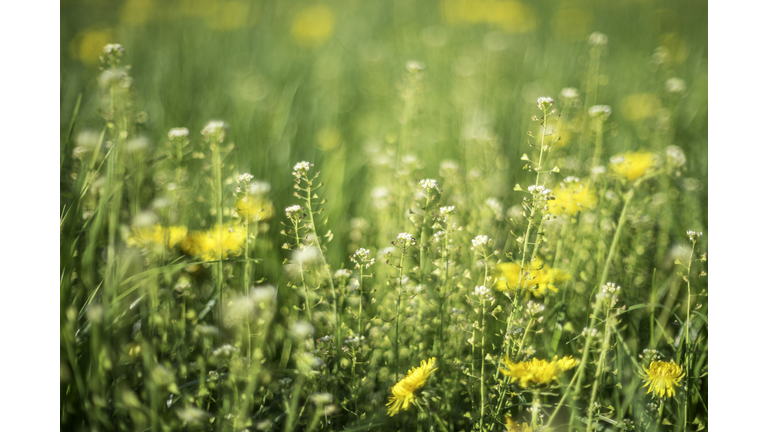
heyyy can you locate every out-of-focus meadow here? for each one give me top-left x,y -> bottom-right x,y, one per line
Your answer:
60,1 -> 707,431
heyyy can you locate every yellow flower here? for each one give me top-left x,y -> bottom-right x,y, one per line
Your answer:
641,361 -> 685,398
549,181 -> 597,216
387,358 -> 438,416
180,224 -> 246,261
500,355 -> 577,388
235,196 -> 275,222
127,225 -> 188,249
69,28 -> 113,66
494,261 -> 570,297
505,416 -> 533,432
610,151 -> 658,182
291,4 -> 336,47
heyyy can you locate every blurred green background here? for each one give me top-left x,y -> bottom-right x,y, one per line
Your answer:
60,0 -> 708,279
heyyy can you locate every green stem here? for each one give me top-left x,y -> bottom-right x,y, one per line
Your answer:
395,249 -> 406,381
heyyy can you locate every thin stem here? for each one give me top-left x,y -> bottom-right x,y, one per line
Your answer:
683,238 -> 697,432
585,308 -> 613,432
395,248 -> 406,381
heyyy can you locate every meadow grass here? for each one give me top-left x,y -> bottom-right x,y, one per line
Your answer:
60,1 -> 707,431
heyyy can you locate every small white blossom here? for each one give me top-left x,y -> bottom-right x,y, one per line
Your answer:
588,105 -> 612,120
238,173 -> 254,183
471,235 -> 490,252
665,145 -> 686,167
560,87 -> 580,102
395,232 -> 416,247
103,43 -> 125,55
168,127 -> 189,140
292,161 -> 314,178
285,205 -> 304,219
587,32 -> 608,47
419,179 -> 440,191
665,77 -> 687,94
485,198 -> 504,221
537,96 -> 554,111
405,60 -> 426,72
686,230 -> 703,242
525,301 -> 545,316
310,393 -> 333,405
582,327 -> 599,338
473,285 -> 492,299
439,159 -> 460,176
334,269 -> 352,279
201,120 -> 228,138
591,165 -> 607,177
440,206 -> 456,215
602,282 -> 621,294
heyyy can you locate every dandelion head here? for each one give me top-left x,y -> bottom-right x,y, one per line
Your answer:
500,355 -> 577,388
610,151 -> 658,181
549,180 -> 597,216
386,358 -> 438,416
641,361 -> 685,398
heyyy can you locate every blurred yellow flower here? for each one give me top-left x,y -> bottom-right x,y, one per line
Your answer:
127,225 -> 189,249
500,355 -> 577,388
69,28 -> 113,65
291,4 -> 336,47
549,180 -> 597,216
181,224 -> 246,261
610,150 -> 658,182
495,261 -> 570,297
505,417 -> 533,432
442,0 -> 536,33
387,357 -> 438,416
235,196 -> 275,222
550,6 -> 593,42
620,93 -> 661,121
641,360 -> 685,398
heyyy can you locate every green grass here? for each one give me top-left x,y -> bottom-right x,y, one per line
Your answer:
60,1 -> 707,431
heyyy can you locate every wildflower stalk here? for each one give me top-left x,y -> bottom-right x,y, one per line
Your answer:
591,117 -> 604,169
682,235 -> 699,432
243,191 -> 253,356
211,138 -> 225,330
585,307 -> 614,432
395,248 -> 406,381
479,295 -> 487,432
291,218 -> 313,327
530,389 -> 542,430
495,100 -> 553,417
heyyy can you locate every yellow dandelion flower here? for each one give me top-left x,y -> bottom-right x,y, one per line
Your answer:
500,355 -> 577,388
505,416 -> 533,432
494,261 -> 570,297
610,151 -> 658,182
290,4 -> 336,47
235,196 -> 275,222
180,224 -> 246,261
127,225 -> 189,249
641,360 -> 685,398
387,358 -> 438,416
549,181 -> 597,216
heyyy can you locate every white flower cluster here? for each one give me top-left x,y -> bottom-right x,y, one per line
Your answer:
285,205 -> 304,219
525,301 -> 545,317
563,176 -> 581,184
440,206 -> 456,215
318,335 -> 334,343
433,230 -> 446,241
473,285 -> 492,299
201,120 -> 228,138
292,161 -> 314,178
485,198 -> 504,221
343,334 -> 366,348
238,173 -> 254,183
439,159 -> 460,176
103,43 -> 125,56
687,230 -> 703,241
588,105 -> 612,120
582,327 -> 600,338
168,127 -> 189,140
602,282 -> 621,294
212,344 -> 240,358
419,178 -> 440,191
639,348 -> 662,362
587,31 -> 608,47
394,232 -> 416,248
537,96 -> 554,111
560,87 -> 580,102
334,269 -> 352,279
471,234 -> 490,252
598,282 -> 621,307
309,393 -> 333,405
665,145 -> 686,168
405,60 -> 426,72
351,248 -> 375,268
591,166 -> 607,177
609,155 -> 625,165
665,77 -> 687,94
528,185 -> 552,196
